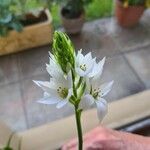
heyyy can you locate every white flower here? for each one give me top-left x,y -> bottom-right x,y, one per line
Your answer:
83,77 -> 114,121
33,73 -> 72,109
88,57 -> 106,78
46,52 -> 64,80
75,50 -> 95,77
75,50 -> 106,78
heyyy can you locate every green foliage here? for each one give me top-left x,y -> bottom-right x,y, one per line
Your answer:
1,133 -> 14,150
52,31 -> 75,74
37,0 -> 94,18
120,0 -> 146,6
0,0 -> 24,37
86,0 -> 113,20
50,0 -> 113,27
62,0 -> 94,18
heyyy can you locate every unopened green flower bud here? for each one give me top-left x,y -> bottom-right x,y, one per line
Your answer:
52,31 -> 75,74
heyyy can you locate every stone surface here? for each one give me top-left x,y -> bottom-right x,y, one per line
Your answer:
141,9 -> 150,28
110,19 -> 150,52
16,45 -> 50,80
100,55 -> 145,101
70,19 -> 121,58
0,17 -> 150,131
125,46 -> 150,88
0,55 -> 19,86
0,83 -> 27,131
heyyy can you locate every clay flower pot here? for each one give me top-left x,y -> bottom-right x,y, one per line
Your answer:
115,0 -> 145,28
60,7 -> 85,34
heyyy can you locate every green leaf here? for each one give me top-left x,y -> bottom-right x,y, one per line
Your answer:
0,27 -> 8,37
0,0 -> 11,7
0,14 -> 12,24
4,147 -> 13,150
9,21 -> 23,32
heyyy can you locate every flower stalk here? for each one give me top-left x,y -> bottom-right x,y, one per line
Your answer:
34,31 -> 113,149
75,106 -> 83,150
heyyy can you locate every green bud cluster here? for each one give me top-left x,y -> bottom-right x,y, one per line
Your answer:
52,31 -> 75,74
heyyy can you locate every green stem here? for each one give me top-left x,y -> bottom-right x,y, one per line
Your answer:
75,106 -> 83,150
71,69 -> 77,98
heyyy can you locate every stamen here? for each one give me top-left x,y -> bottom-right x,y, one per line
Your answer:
80,64 -> 87,71
57,86 -> 68,99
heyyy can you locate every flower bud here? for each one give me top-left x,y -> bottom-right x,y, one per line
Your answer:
52,31 -> 75,74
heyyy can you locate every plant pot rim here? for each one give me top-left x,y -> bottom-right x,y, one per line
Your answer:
116,0 -> 145,8
25,8 -> 52,26
60,7 -> 85,20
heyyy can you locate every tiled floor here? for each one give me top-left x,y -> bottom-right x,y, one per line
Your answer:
0,10 -> 150,131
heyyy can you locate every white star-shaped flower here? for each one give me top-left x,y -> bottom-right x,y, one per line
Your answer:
75,50 -> 105,78
33,73 -> 72,109
75,50 -> 95,77
83,75 -> 114,121
46,52 -> 64,80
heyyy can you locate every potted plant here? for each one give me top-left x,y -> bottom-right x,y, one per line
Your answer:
60,0 -> 93,34
115,0 -> 146,27
0,0 -> 53,56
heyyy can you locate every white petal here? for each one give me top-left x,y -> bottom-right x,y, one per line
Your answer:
33,80 -> 58,96
95,98 -> 108,121
80,94 -> 95,109
43,92 -> 50,97
100,81 -> 114,97
49,51 -> 55,61
56,100 -> 68,109
33,80 -> 51,91
76,49 -> 84,65
88,57 -> 105,78
76,67 -> 87,77
46,58 -> 63,80
66,88 -> 73,100
84,52 -> 92,62
37,97 -> 60,105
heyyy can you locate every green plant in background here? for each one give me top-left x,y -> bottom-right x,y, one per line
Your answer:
44,0 -> 113,27
60,0 -> 93,18
1,133 -> 14,150
36,0 -> 94,18
86,0 -> 113,21
0,0 -> 114,35
0,0 -> 23,36
120,0 -> 146,7
0,132 -> 21,150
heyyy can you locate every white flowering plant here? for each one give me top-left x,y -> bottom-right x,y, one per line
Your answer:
34,31 -> 113,150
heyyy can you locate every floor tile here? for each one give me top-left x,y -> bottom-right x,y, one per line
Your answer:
106,18 -> 150,52
0,83 -> 27,131
125,47 -> 150,88
100,55 -> 145,101
70,19 -> 120,58
16,45 -> 50,80
0,55 -> 19,86
141,9 -> 150,28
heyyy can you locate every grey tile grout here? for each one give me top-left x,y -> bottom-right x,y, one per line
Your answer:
123,54 -> 147,90
110,33 -> 147,90
16,54 -> 30,130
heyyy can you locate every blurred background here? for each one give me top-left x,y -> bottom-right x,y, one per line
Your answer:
0,0 -> 150,132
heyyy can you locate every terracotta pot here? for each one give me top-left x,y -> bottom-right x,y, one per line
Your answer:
115,0 -> 145,28
60,8 -> 85,34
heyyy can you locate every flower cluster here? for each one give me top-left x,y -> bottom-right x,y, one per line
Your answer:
34,31 -> 113,121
